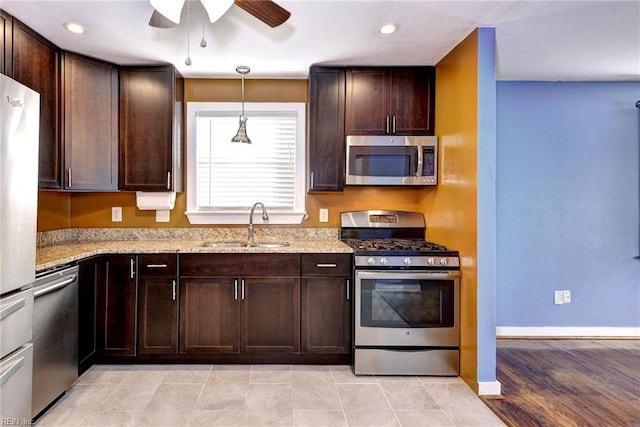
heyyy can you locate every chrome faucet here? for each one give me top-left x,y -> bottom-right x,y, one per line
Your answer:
248,202 -> 269,245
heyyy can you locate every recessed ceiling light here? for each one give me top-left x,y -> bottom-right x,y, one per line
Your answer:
63,22 -> 87,34
379,23 -> 398,35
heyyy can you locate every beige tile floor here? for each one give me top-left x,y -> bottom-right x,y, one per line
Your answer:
35,364 -> 505,427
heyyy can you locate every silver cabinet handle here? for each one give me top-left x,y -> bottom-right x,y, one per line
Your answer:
385,116 -> 390,134
346,279 -> 350,301
167,171 -> 171,190
67,168 -> 72,188
234,279 -> 238,300
241,279 -> 245,300
392,116 -> 396,134
34,275 -> 76,298
0,356 -> 24,386
0,298 -> 25,321
172,280 -> 177,301
316,263 -> 337,268
130,258 -> 135,279
146,264 -> 168,268
310,172 -> 314,189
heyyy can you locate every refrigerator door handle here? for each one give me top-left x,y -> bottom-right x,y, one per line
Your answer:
0,298 -> 25,321
0,356 -> 24,387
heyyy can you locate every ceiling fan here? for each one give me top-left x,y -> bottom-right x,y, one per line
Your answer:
149,0 -> 291,29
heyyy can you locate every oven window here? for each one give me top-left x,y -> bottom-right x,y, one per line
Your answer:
360,278 -> 454,328
349,146 -> 417,177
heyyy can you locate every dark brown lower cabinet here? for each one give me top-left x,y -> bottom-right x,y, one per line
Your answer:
301,253 -> 352,355
137,254 -> 178,355
97,255 -> 137,357
78,257 -> 99,374
301,277 -> 350,354
242,277 -> 300,354
138,277 -> 177,354
179,277 -> 239,354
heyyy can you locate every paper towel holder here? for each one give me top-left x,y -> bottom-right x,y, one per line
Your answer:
136,191 -> 176,211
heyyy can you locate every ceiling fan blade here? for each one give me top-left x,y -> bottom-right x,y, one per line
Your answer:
234,0 -> 291,27
149,9 -> 177,28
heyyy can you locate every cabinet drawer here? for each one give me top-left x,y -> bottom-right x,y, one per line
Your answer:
0,288 -> 34,359
301,254 -> 352,277
138,254 -> 177,277
180,254 -> 300,277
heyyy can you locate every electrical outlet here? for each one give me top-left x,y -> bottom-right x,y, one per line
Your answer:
563,290 -> 571,304
111,207 -> 122,222
319,208 -> 329,223
554,290 -> 564,305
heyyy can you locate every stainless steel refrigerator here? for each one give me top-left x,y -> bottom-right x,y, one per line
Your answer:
0,73 -> 40,422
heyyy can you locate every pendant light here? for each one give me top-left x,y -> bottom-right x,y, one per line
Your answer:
231,65 -> 251,144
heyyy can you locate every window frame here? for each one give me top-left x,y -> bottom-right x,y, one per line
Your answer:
185,102 -> 307,225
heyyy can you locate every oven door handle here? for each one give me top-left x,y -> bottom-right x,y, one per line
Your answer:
355,270 -> 461,280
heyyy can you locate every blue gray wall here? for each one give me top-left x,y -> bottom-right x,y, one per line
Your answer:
496,81 -> 640,329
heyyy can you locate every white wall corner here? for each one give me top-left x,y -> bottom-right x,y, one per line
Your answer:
478,381 -> 502,396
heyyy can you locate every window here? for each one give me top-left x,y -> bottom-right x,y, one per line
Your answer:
186,102 -> 306,224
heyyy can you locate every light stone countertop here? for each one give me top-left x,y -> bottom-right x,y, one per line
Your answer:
36,238 -> 353,272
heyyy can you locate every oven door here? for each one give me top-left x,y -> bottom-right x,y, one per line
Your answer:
354,270 -> 460,347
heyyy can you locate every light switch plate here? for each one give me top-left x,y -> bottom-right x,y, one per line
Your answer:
319,208 -> 329,222
156,210 -> 170,222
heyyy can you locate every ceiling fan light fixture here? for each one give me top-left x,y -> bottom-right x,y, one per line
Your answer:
150,0 -> 185,24
200,0 -> 234,23
231,65 -> 252,144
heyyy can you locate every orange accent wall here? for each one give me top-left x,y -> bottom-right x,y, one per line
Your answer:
37,191 -> 70,231
424,30 -> 479,391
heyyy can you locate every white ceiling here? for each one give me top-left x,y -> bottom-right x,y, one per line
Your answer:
2,0 -> 639,80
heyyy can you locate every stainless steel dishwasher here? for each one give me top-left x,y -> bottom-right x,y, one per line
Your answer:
31,265 -> 79,419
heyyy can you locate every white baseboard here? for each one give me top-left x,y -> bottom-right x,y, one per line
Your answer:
496,326 -> 640,338
478,381 -> 502,396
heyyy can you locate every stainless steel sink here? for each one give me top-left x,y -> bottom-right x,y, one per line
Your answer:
202,241 -> 289,248
251,242 -> 290,248
202,241 -> 246,248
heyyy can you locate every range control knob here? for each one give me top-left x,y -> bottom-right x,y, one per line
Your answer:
367,257 -> 376,265
427,257 -> 435,266
404,257 -> 412,266
440,258 -> 447,266
380,257 -> 388,266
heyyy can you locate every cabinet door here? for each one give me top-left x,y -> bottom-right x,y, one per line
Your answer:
138,277 -> 177,354
307,67 -> 345,191
62,53 -> 118,190
78,257 -> 99,374
301,277 -> 350,354
0,11 -> 11,75
98,256 -> 137,357
390,67 -> 435,135
345,68 -> 389,135
241,277 -> 300,354
179,278 -> 239,354
119,65 -> 182,191
11,19 -> 61,188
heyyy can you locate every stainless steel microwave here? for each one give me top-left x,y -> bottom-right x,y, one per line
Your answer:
345,135 -> 438,186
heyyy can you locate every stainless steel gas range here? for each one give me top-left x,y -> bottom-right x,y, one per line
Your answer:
341,210 -> 461,376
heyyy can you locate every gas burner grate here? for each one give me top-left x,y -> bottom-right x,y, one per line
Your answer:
346,238 -> 448,252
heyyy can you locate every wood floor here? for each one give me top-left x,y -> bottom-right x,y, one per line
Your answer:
482,339 -> 640,427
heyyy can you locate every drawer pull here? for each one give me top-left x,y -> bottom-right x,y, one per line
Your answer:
0,356 -> 24,386
0,298 -> 25,321
316,263 -> 337,268
146,264 -> 168,268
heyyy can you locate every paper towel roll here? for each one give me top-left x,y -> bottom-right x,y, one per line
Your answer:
136,192 -> 176,210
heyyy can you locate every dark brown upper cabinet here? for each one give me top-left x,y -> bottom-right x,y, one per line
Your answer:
307,66 -> 346,192
119,65 -> 184,192
345,67 -> 435,136
10,17 -> 61,188
61,52 -> 118,190
1,10 -> 11,75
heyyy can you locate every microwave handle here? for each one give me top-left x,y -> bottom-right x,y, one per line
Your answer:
416,145 -> 423,177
